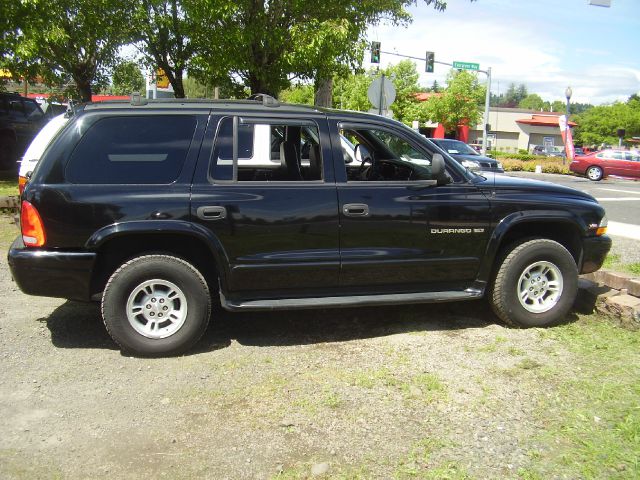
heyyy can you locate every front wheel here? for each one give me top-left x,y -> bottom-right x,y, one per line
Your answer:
586,165 -> 603,181
102,255 -> 211,356
490,239 -> 578,328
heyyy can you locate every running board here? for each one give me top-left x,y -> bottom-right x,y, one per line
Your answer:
221,289 -> 482,312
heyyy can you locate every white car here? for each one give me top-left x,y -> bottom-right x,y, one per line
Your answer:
19,113 -> 69,193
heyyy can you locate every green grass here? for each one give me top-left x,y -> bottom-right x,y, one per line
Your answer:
0,214 -> 18,250
602,253 -> 640,277
526,316 -> 640,478
0,179 -> 18,197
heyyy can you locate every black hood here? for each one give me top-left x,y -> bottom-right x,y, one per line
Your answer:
473,173 -> 596,202
452,153 -> 499,164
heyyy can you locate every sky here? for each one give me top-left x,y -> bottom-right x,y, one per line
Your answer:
365,0 -> 640,106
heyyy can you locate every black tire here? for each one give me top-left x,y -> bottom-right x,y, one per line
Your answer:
102,255 -> 211,356
490,239 -> 578,328
0,133 -> 17,171
586,165 -> 603,181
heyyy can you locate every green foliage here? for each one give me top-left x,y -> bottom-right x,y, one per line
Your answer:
333,72 -> 372,112
135,0 -> 203,98
382,60 -> 421,123
111,61 -> 145,96
573,97 -> 640,147
519,93 -> 547,111
279,84 -> 315,105
420,70 -> 484,131
4,0 -> 136,101
187,0 -> 455,98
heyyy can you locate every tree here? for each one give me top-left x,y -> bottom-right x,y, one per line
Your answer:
133,0 -> 196,98
112,61 -> 145,95
430,80 -> 442,93
279,84 -> 315,105
573,97 -> 640,146
5,0 -> 136,101
381,60 -> 421,122
187,0 -> 461,103
333,72 -> 371,111
420,70 -> 484,132
519,94 -> 548,111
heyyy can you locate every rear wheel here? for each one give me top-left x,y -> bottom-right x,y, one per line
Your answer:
490,239 -> 578,328
102,255 -> 211,356
586,165 -> 603,181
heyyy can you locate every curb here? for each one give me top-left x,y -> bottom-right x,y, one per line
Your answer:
0,196 -> 19,209
577,270 -> 640,330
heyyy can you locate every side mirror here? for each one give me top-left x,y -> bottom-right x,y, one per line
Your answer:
354,144 -> 372,164
431,153 -> 450,185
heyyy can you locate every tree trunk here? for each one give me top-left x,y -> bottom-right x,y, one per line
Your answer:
172,69 -> 185,98
248,73 -> 277,98
314,76 -> 333,108
75,76 -> 93,103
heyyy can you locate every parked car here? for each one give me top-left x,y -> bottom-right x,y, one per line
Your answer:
570,149 -> 640,181
532,145 -> 565,158
9,95 -> 610,356
428,138 -> 503,173
0,92 -> 47,170
18,113 -> 70,194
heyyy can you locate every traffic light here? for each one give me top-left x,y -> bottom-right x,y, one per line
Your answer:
371,41 -> 381,64
425,51 -> 434,73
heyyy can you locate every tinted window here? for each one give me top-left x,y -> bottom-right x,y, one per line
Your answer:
211,117 -> 322,182
340,126 -> 433,182
66,115 -> 196,184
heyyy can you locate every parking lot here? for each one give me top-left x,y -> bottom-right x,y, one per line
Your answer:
0,212 -> 638,479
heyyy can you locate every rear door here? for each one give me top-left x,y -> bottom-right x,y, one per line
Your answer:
330,117 -> 492,291
191,113 -> 340,296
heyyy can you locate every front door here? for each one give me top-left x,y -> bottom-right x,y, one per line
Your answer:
330,118 -> 492,291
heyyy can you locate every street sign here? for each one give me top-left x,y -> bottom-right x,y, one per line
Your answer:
452,61 -> 480,71
367,76 -> 396,110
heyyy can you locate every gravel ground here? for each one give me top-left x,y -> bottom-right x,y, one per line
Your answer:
0,211 -> 636,479
0,251 -> 587,479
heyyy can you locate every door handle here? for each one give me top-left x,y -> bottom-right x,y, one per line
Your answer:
343,203 -> 369,217
197,206 -> 227,220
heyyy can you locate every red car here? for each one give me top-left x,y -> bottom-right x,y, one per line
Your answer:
570,149 -> 640,181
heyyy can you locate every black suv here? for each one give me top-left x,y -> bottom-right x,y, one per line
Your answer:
9,96 -> 611,356
0,92 -> 47,169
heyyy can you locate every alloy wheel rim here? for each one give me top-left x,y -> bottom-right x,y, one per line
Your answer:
126,279 -> 188,339
517,261 -> 563,313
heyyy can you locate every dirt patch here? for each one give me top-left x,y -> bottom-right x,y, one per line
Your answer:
1,242 -> 594,479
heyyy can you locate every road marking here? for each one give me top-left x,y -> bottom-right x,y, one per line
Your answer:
595,197 -> 640,201
596,188 -> 640,195
607,221 -> 640,240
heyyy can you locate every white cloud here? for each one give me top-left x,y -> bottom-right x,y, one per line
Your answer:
366,6 -> 640,106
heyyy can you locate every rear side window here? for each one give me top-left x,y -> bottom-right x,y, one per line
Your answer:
65,115 -> 197,184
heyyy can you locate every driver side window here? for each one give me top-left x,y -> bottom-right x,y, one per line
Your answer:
339,126 -> 433,182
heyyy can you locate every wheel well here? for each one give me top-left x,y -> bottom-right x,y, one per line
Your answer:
90,233 -> 220,298
495,221 -> 582,270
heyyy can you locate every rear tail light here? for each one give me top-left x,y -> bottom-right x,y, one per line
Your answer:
18,176 -> 28,195
21,201 -> 46,247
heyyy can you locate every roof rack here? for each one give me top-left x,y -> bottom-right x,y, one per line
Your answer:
130,92 -> 148,106
248,93 -> 280,107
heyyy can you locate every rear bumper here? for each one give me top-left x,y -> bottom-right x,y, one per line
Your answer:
7,236 -> 97,301
580,235 -> 612,274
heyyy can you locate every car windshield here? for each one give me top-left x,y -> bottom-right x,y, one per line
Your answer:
435,139 -> 478,156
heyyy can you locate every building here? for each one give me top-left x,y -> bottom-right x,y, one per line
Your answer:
416,96 -> 576,153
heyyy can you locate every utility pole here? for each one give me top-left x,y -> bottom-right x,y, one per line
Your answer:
481,67 -> 492,156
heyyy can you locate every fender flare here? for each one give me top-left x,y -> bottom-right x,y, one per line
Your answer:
86,220 -> 232,292
476,210 -> 586,285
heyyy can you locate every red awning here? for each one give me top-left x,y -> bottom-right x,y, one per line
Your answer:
516,114 -> 577,127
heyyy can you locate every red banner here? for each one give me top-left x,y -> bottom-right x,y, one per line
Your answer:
559,115 -> 575,161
